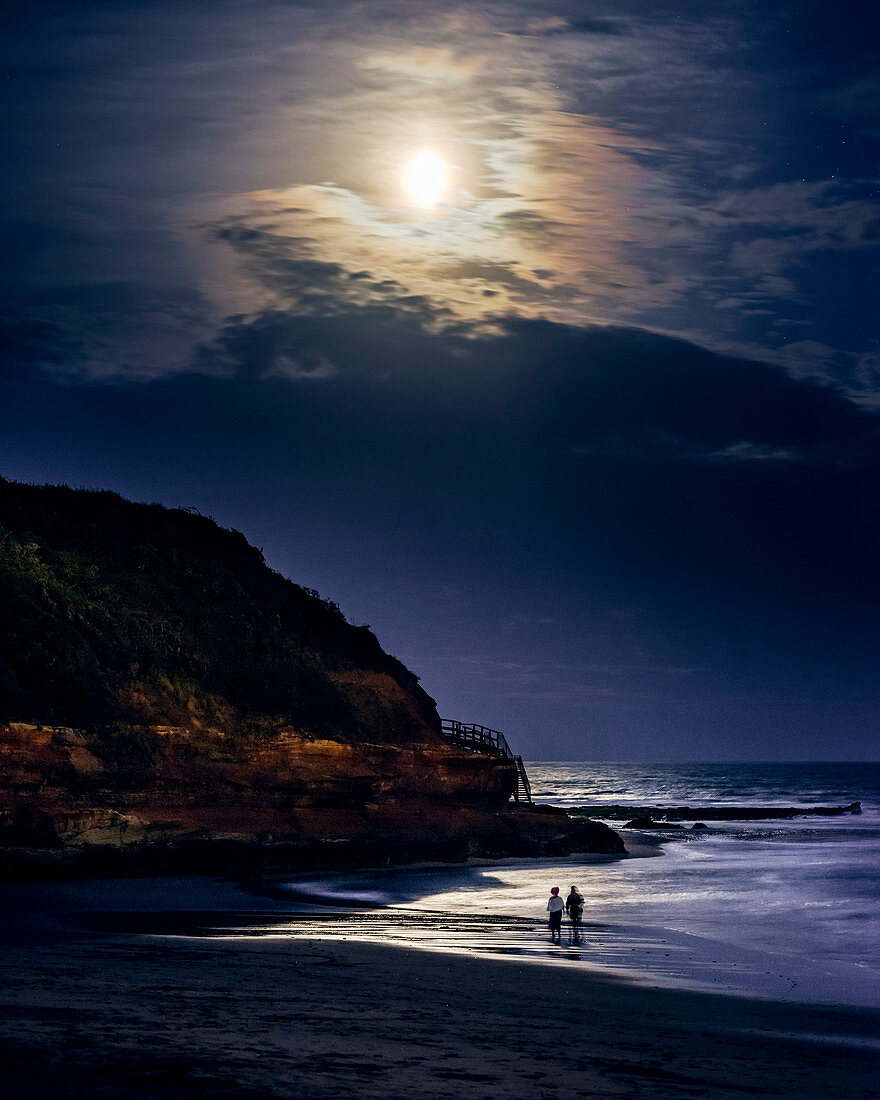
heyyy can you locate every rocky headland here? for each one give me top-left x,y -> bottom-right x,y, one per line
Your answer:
0,479 -> 623,878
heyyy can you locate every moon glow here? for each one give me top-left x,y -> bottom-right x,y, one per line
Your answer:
404,152 -> 448,206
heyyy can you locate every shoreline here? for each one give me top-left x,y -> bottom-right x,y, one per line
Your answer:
4,850 -> 878,1006
1,875 -> 878,1098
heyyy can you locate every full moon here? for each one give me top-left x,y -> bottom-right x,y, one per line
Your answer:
404,152 -> 448,206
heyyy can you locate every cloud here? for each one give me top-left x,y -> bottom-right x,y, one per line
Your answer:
188,307 -> 879,493
718,182 -> 880,280
189,148 -> 875,405
264,351 -> 338,381
362,47 -> 488,82
190,98 -> 662,332
208,215 -> 453,327
0,284 -> 215,382
0,313 -> 87,379
4,0 -> 876,403
508,15 -> 626,37
702,441 -> 804,464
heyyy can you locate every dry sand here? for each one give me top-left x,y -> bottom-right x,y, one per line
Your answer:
1,876 -> 878,1099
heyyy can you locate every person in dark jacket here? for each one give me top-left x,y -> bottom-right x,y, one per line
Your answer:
565,885 -> 584,940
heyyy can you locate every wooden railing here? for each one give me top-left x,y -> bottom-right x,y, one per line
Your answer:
441,719 -> 513,758
440,720 -> 532,803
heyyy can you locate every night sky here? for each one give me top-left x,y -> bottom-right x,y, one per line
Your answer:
3,0 -> 879,760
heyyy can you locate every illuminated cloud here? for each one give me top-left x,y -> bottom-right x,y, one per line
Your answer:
362,47 -> 489,82
5,0 -> 875,398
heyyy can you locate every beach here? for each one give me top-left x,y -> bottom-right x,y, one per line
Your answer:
2,875 -> 878,1099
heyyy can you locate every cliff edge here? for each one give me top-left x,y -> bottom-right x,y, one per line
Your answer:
0,478 -> 624,877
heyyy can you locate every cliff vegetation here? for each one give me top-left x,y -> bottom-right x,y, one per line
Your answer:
0,478 -> 624,876
0,477 -> 437,743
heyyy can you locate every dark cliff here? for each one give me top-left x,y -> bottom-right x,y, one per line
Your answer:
0,478 -> 624,877
0,477 -> 441,744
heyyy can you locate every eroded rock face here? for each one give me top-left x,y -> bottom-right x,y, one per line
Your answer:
0,721 -> 525,873
0,722 -> 627,877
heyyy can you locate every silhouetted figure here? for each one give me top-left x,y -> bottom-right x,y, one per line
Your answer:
546,886 -> 564,943
565,885 -> 584,941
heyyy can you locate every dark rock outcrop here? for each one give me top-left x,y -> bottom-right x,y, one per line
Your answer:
0,721 -> 626,877
622,817 -> 685,830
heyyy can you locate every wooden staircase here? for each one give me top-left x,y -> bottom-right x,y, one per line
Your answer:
440,720 -> 532,804
511,755 -> 532,804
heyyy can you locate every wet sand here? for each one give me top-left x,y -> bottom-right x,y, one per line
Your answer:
1,876 -> 878,1099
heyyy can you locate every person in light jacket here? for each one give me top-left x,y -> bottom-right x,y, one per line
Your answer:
546,886 -> 564,943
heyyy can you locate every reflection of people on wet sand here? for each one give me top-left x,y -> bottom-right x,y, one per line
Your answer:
565,885 -> 584,941
546,886 -> 564,943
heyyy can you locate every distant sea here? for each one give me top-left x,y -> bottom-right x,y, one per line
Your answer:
279,762 -> 880,1010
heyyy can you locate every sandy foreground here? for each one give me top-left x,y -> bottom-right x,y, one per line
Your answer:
1,876 -> 878,1100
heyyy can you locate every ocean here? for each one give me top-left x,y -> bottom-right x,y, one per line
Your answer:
274,762 -> 880,1010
